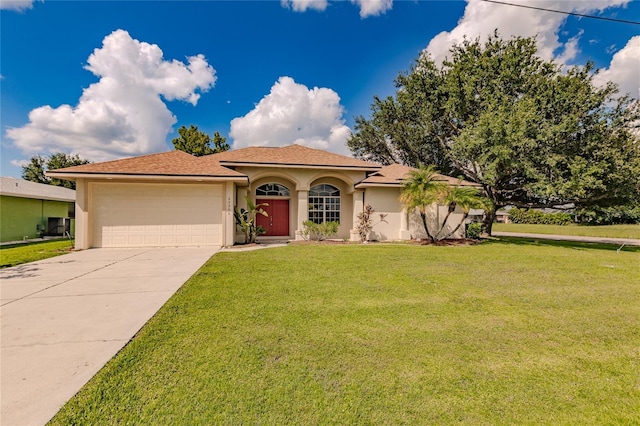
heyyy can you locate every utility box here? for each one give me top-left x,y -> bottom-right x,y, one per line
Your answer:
46,217 -> 71,236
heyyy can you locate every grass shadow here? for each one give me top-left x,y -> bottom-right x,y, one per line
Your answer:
484,236 -> 640,253
0,238 -> 70,250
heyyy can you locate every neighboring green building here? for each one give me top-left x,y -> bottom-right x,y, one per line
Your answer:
0,177 -> 75,243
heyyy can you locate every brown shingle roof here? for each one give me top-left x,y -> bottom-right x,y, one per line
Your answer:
200,144 -> 380,169
356,164 -> 480,188
47,151 -> 246,178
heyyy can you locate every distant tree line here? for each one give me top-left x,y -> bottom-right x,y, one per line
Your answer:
171,125 -> 230,156
21,124 -> 231,190
21,153 -> 91,190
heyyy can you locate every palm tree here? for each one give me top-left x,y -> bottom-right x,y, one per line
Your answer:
400,166 -> 490,241
435,184 -> 491,240
399,165 -> 447,242
234,197 -> 268,244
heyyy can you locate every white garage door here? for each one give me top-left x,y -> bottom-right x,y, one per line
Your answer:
92,183 -> 222,248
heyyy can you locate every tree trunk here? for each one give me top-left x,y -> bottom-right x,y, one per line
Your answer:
482,209 -> 497,236
440,212 -> 469,240
420,212 -> 435,242
434,204 -> 455,240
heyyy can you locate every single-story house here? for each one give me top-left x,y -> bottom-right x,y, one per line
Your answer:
495,207 -> 512,223
47,145 -> 478,249
0,177 -> 75,243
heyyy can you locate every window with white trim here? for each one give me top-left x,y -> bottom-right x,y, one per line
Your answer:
256,183 -> 290,197
308,184 -> 340,224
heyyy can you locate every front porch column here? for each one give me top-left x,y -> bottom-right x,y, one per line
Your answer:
224,182 -> 236,247
295,190 -> 308,240
350,189 -> 364,241
400,207 -> 412,240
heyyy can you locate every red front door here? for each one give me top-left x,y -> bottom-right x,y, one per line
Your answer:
256,199 -> 289,236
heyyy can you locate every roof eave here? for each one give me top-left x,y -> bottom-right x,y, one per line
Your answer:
354,182 -> 403,189
46,172 -> 249,183
0,192 -> 75,202
220,161 -> 380,171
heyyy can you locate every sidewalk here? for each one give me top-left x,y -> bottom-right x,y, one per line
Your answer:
492,231 -> 640,247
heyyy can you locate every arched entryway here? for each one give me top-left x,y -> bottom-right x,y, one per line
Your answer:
255,183 -> 290,236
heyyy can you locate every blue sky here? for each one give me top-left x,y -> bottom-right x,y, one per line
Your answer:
1,0 -> 638,178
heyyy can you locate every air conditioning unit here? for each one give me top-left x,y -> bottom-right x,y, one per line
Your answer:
46,217 -> 71,236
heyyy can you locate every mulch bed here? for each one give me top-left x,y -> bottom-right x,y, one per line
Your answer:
289,239 -> 481,246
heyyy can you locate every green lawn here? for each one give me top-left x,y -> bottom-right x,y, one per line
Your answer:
0,239 -> 74,268
50,242 -> 640,425
493,223 -> 640,239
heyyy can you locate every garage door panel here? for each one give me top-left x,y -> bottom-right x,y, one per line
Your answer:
92,183 -> 222,248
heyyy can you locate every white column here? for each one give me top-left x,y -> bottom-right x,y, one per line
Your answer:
350,189 -> 364,241
295,190 -> 308,240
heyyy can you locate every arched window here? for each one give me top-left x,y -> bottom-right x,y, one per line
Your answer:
309,184 -> 340,224
256,183 -> 290,197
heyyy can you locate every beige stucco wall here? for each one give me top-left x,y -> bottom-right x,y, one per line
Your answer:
75,179 -> 90,249
363,186 -> 466,241
362,187 -> 405,241
407,204 -> 466,240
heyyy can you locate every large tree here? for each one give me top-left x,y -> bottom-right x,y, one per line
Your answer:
348,32 -> 640,234
172,125 -> 230,156
22,153 -> 91,190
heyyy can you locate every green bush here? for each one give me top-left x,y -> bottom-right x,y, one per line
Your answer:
301,221 -> 339,241
465,222 -> 482,239
574,205 -> 640,225
508,208 -> 572,225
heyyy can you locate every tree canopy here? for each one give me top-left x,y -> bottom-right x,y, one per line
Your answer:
21,153 -> 91,190
348,32 -> 640,233
171,125 -> 230,156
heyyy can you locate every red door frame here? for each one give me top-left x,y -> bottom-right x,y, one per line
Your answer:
256,199 -> 289,236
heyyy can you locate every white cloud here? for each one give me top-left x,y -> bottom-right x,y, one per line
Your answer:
0,0 -> 37,11
351,0 -> 392,18
593,36 -> 640,99
10,159 -> 29,168
281,0 -> 392,17
555,30 -> 583,64
6,29 -> 216,162
280,0 -> 328,12
425,0 -> 630,65
229,76 -> 352,155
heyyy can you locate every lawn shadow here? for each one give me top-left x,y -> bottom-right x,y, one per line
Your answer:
484,236 -> 640,253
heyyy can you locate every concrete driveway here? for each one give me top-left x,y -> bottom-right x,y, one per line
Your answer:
1,246 -> 219,426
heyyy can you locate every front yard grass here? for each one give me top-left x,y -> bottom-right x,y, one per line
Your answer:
50,242 -> 640,425
0,239 -> 74,268
493,223 -> 640,239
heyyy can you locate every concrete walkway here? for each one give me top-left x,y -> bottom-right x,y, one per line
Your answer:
492,231 -> 640,247
1,246 -> 219,426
